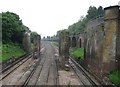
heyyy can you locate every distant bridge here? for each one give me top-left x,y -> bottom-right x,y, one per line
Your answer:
42,37 -> 59,41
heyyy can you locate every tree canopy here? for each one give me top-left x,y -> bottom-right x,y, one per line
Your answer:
2,11 -> 28,43
86,6 -> 104,20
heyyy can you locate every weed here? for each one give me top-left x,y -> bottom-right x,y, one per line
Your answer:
1,43 -> 25,62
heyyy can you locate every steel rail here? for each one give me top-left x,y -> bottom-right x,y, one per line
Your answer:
69,57 -> 101,86
2,53 -> 32,73
0,54 -> 32,80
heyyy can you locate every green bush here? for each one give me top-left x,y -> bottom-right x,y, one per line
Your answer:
69,47 -> 84,60
108,69 -> 120,86
1,43 -> 25,62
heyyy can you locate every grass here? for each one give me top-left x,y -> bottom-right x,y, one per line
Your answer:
1,43 -> 25,62
69,47 -> 84,60
108,69 -> 120,86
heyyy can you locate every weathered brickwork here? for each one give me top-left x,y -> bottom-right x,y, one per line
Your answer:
22,31 -> 41,59
59,5 -> 120,84
84,17 -> 105,78
69,34 -> 84,48
59,31 -> 70,69
22,31 -> 31,53
33,34 -> 41,59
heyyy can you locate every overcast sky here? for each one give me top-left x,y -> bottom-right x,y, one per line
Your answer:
0,0 -> 119,38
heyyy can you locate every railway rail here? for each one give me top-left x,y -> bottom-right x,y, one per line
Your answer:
14,44 -> 46,86
0,53 -> 32,80
2,53 -> 32,73
69,57 -> 101,86
21,43 -> 59,86
22,56 -> 41,87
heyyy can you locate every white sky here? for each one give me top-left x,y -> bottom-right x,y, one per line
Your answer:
0,0 -> 119,38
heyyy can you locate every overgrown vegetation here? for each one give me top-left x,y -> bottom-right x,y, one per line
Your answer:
108,69 -> 120,86
86,6 -> 104,20
1,11 -> 39,62
2,12 -> 28,44
1,12 -> 35,62
69,48 -> 84,60
56,6 -> 104,36
1,43 -> 25,62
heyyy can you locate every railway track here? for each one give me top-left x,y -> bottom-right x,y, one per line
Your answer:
21,42 -> 59,86
2,53 -> 32,73
0,53 -> 32,80
18,44 -> 46,86
69,57 -> 101,86
1,44 -> 45,86
21,55 -> 42,87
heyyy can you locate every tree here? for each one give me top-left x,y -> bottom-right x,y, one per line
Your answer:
47,36 -> 50,38
97,6 -> 104,17
86,6 -> 98,20
67,16 -> 88,35
86,6 -> 104,20
43,37 -> 45,39
2,11 -> 27,43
